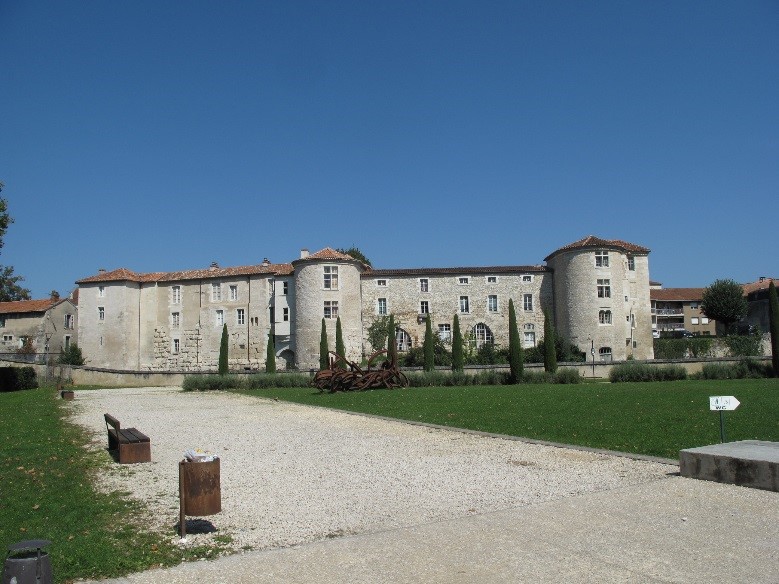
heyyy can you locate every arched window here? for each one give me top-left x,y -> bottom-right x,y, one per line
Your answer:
472,323 -> 494,348
599,347 -> 612,362
523,323 -> 535,348
395,328 -> 412,352
598,310 -> 612,324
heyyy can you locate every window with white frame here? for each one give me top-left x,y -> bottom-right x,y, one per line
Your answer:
420,300 -> 429,314
701,317 -> 709,325
230,285 -> 238,301
459,296 -> 470,313
376,279 -> 387,287
324,300 -> 338,319
522,275 -> 533,283
523,293 -> 533,311
488,295 -> 498,312
172,312 -> 180,328
323,266 -> 339,290
486,276 -> 497,284
472,323 -> 494,347
237,308 -> 245,325
98,286 -> 105,297
458,277 -> 469,285
172,285 -> 181,304
377,298 -> 387,315
691,317 -> 699,325
64,314 -> 74,329
597,279 -> 611,298
395,328 -> 412,352
212,283 -> 222,301
419,278 -> 429,292
438,324 -> 451,341
98,307 -> 105,321
283,307 -> 289,321
599,347 -> 613,361
599,310 -> 612,324
690,302 -> 698,309
282,281 -> 289,295
172,338 -> 180,354
595,250 -> 609,267
523,324 -> 535,347
627,256 -> 635,271
215,310 -> 224,326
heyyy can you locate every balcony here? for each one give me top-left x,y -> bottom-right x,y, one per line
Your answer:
655,308 -> 684,316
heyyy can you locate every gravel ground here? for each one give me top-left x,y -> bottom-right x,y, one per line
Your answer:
66,387 -> 675,552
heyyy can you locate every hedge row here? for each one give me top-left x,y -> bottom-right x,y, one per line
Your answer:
0,367 -> 39,392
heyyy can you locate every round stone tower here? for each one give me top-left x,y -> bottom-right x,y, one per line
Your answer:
292,248 -> 367,370
545,236 -> 653,362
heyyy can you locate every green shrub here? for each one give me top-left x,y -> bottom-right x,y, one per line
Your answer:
552,368 -> 582,384
724,333 -> 763,357
0,366 -> 38,391
58,343 -> 85,365
183,373 -> 312,391
609,363 -> 687,383
696,359 -> 772,380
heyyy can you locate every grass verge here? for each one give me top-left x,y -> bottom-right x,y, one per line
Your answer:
239,378 -> 779,459
0,386 -> 230,584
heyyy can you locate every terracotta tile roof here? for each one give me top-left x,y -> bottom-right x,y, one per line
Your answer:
544,235 -> 650,261
76,268 -> 165,284
77,263 -> 294,285
742,278 -> 777,296
365,265 -> 549,277
295,248 -> 359,262
0,298 -> 58,314
650,288 -> 705,302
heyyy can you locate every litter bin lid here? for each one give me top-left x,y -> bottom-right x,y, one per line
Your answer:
8,540 -> 52,552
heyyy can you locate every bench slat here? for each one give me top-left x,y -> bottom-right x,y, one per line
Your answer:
121,428 -> 150,443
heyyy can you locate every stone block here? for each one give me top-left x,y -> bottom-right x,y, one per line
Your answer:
679,440 -> 779,492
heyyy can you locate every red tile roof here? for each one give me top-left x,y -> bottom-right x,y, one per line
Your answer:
0,299 -> 58,314
365,265 -> 549,277
544,235 -> 650,261
650,288 -> 705,302
742,278 -> 777,296
77,263 -> 294,285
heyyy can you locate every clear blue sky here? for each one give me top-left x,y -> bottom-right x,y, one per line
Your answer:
1,1 -> 777,300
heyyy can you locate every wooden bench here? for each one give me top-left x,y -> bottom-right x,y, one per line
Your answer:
104,414 -> 151,464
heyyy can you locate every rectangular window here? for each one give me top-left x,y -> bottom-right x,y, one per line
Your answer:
523,294 -> 533,311
691,317 -> 699,325
3,335 -> 12,342
172,312 -> 180,328
486,276 -> 497,284
628,256 -> 635,271
283,307 -> 289,321
64,335 -> 71,350
64,314 -> 74,329
283,281 -> 289,295
420,300 -> 429,314
595,251 -> 609,267
172,285 -> 181,304
701,317 -> 709,325
230,285 -> 238,301
237,308 -> 245,325
420,279 -> 429,292
458,277 -> 469,285
459,296 -> 470,313
172,338 -> 180,354
324,300 -> 339,319
488,295 -> 498,312
522,275 -> 533,283
524,331 -> 536,347
98,286 -> 105,297
323,266 -> 339,290
98,307 -> 105,321
597,279 -> 611,298
377,298 -> 387,315
212,283 -> 222,301
376,279 -> 387,287
438,324 -> 451,341
689,302 -> 698,309
216,310 -> 224,326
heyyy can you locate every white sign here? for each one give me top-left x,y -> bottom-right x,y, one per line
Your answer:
709,396 -> 740,411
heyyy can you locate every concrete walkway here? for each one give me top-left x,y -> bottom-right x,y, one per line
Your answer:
84,469 -> 778,584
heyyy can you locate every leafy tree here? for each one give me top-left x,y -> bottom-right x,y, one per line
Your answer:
0,183 -> 31,302
386,314 -> 397,364
319,318 -> 330,370
543,308 -> 557,373
367,316 -> 389,352
336,246 -> 371,267
507,299 -> 522,383
423,313 -> 434,372
335,316 -> 346,369
16,337 -> 35,355
452,314 -> 464,372
218,324 -> 229,375
701,279 -> 747,334
266,333 -> 276,373
770,281 -> 779,376
59,343 -> 85,366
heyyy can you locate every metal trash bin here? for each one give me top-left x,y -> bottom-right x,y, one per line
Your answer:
179,458 -> 221,537
2,540 -> 52,584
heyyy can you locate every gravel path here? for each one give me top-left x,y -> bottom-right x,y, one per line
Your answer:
66,387 -> 675,552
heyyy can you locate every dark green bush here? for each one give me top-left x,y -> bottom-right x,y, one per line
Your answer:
609,363 -> 687,383
695,359 -> 772,380
723,334 -> 763,357
58,344 -> 85,366
0,366 -> 38,391
405,367 -> 580,387
182,373 -> 311,391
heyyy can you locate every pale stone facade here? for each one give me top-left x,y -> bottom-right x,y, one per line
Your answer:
76,236 -> 655,371
0,295 -> 78,356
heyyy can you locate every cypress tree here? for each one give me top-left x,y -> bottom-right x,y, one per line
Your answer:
319,318 -> 329,370
543,308 -> 557,373
423,313 -> 435,372
218,324 -> 229,375
452,314 -> 464,372
769,281 -> 779,376
386,314 -> 397,364
266,333 -> 276,373
335,316 -> 346,369
508,299 -> 523,383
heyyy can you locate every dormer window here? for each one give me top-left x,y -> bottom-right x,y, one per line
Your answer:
595,250 -> 609,267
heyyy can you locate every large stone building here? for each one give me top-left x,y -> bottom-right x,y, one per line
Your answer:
75,236 -> 654,371
0,293 -> 78,356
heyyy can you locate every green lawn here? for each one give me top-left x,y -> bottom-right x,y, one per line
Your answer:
241,378 -> 779,459
0,387 -> 229,584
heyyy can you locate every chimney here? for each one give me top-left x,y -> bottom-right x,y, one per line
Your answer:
209,262 -> 219,271
262,258 -> 270,266
300,248 -> 309,259
98,268 -> 106,274
760,276 -> 766,282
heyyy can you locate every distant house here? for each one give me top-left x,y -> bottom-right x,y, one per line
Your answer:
0,292 -> 78,356
650,286 -> 716,336
742,277 -> 777,333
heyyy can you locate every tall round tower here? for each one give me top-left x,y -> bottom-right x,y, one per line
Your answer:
545,236 -> 653,362
292,248 -> 367,370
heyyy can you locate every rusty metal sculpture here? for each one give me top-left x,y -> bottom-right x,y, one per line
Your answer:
311,349 -> 408,393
